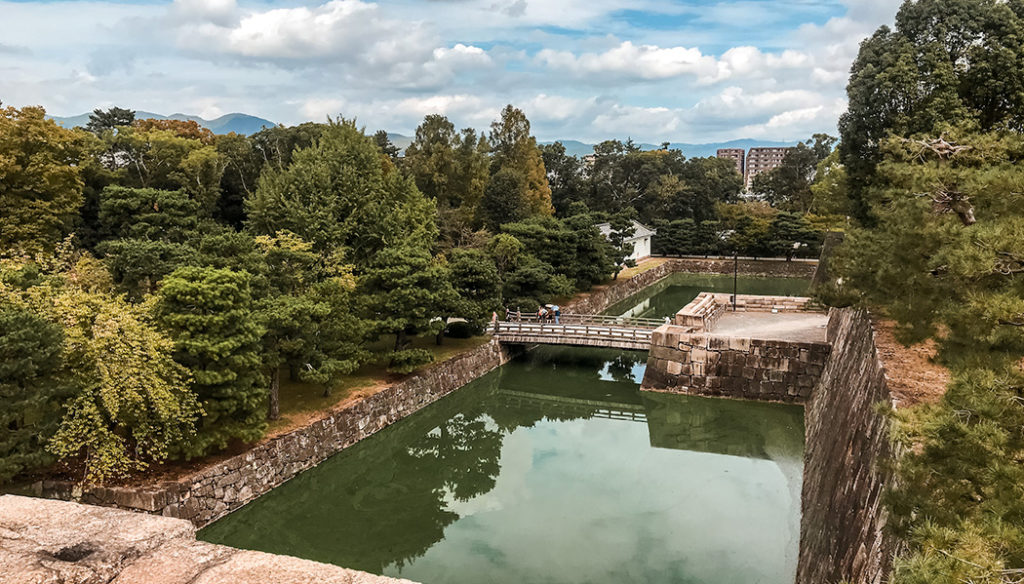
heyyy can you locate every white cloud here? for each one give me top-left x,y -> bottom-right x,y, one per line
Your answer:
538,41 -> 722,82
538,41 -> 816,86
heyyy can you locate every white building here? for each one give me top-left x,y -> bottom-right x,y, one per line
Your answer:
597,220 -> 657,261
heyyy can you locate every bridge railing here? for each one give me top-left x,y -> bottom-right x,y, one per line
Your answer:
503,313 -> 665,330
494,321 -> 655,344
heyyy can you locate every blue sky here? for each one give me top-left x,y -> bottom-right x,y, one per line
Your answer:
0,0 -> 902,142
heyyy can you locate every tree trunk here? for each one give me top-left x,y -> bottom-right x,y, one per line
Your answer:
435,318 -> 448,346
394,329 -> 407,352
268,368 -> 280,421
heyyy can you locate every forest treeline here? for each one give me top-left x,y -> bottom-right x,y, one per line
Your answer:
0,99 -> 831,485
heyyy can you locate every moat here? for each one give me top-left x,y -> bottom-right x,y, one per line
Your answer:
199,274 -> 810,584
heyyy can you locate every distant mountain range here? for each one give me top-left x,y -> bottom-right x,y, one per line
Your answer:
383,134 -> 798,158
49,111 -> 276,136
47,112 -> 795,155
541,138 -> 802,159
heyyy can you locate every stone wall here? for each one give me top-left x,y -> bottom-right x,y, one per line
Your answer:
565,257 -> 817,316
37,340 -> 516,527
658,256 -> 819,279
642,327 -> 830,403
0,495 -> 414,584
563,260 -> 680,314
796,308 -> 895,584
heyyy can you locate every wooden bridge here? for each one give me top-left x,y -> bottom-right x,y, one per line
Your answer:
493,314 -> 663,351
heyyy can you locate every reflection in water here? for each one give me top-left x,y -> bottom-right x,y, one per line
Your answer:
200,346 -> 804,584
605,273 -> 810,320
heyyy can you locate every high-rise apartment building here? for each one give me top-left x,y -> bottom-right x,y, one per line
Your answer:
716,148 -> 745,177
744,147 -> 792,190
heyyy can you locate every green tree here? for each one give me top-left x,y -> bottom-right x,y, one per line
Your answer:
540,142 -> 586,216
448,248 -> 502,333
373,130 -> 401,161
404,115 -> 458,203
85,107 -> 135,136
489,105 -> 553,216
827,129 -> 1024,583
751,144 -> 820,213
605,209 -> 640,278
304,275 -> 369,396
839,0 -> 1024,222
0,305 -> 68,484
359,245 -> 458,373
246,119 -> 437,258
155,267 -> 265,456
767,212 -> 820,260
95,186 -> 202,298
215,132 -> 261,228
0,105 -> 88,255
479,168 -> 529,231
48,291 -> 201,483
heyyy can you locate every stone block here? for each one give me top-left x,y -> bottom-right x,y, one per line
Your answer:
709,336 -> 730,351
666,360 -> 683,375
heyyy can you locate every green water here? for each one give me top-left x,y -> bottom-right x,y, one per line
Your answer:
604,273 -> 810,320
199,345 -> 805,584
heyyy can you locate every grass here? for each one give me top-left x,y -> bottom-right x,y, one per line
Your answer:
617,257 -> 668,280
268,334 -> 490,435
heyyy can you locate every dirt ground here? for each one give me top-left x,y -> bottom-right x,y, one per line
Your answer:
872,318 -> 950,407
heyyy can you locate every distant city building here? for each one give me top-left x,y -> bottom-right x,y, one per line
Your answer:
716,148 -> 745,177
744,147 -> 792,190
596,220 -> 657,261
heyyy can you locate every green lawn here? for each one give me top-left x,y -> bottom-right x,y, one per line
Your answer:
269,335 -> 491,435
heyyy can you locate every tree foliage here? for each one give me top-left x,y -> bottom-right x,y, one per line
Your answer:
155,266 -> 264,456
0,305 -> 67,483
0,105 -> 88,255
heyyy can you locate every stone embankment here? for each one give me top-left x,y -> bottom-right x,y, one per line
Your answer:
796,309 -> 895,584
0,495 -> 414,584
643,293 -> 829,403
653,256 -> 819,279
36,341 -> 517,527
643,332 -> 830,403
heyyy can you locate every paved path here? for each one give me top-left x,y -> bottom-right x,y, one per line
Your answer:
710,312 -> 829,343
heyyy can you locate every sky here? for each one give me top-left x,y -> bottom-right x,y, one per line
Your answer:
0,0 -> 903,143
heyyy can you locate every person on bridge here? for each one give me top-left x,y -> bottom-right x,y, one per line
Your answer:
552,305 -> 561,324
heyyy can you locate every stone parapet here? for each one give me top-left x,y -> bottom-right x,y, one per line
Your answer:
35,340 -> 516,527
0,494 -> 414,584
674,292 -> 817,330
642,325 -> 830,403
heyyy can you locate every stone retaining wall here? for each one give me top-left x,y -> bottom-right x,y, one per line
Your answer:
563,260 -> 680,314
36,340 -> 516,527
642,328 -> 830,403
663,257 -> 819,279
564,257 -> 818,316
796,308 -> 895,584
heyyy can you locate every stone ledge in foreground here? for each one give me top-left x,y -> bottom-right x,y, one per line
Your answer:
0,494 -> 416,584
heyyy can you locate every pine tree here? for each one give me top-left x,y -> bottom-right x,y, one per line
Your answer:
0,306 -> 67,484
359,245 -> 458,373
155,266 -> 265,456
